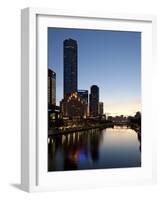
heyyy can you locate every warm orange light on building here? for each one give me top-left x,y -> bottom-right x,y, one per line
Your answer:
60,92 -> 88,119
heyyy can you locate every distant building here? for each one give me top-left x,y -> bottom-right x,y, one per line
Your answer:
78,89 -> 88,116
110,115 -> 127,122
48,68 -> 56,106
48,69 -> 61,126
78,90 -> 88,104
107,116 -> 113,121
60,92 -> 87,119
48,105 -> 60,121
98,102 -> 104,116
89,85 -> 99,117
63,38 -> 78,97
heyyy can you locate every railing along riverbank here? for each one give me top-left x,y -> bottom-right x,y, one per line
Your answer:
48,123 -> 114,136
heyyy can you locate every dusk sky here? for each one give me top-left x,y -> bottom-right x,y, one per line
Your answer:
48,27 -> 141,116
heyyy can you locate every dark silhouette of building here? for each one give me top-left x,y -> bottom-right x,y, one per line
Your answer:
48,68 -> 56,106
89,85 -> 99,117
78,90 -> 88,104
78,90 -> 88,116
98,102 -> 104,116
63,38 -> 78,97
48,68 -> 61,127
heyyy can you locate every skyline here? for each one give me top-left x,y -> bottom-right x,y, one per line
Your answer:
48,27 -> 141,116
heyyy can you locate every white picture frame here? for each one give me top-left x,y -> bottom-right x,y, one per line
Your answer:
21,7 -> 156,192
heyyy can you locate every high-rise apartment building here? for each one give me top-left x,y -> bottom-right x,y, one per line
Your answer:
98,102 -> 104,116
63,38 -> 78,97
89,85 -> 99,117
48,68 -> 56,106
78,90 -> 88,104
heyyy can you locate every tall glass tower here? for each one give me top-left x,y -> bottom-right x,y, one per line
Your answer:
90,85 -> 99,117
63,38 -> 78,97
48,68 -> 56,106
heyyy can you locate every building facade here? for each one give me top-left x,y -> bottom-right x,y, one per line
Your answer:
78,89 -> 88,116
98,102 -> 104,116
63,38 -> 78,97
48,68 -> 60,126
60,92 -> 87,119
48,68 -> 56,106
77,90 -> 88,104
89,85 -> 99,117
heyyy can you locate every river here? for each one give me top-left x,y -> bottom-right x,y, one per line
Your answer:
48,126 -> 141,171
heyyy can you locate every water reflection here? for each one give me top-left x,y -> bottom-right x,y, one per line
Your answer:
48,126 -> 141,171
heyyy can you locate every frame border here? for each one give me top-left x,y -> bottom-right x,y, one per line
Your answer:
21,7 -> 156,192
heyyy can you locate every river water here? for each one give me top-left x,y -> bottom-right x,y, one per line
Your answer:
48,126 -> 141,171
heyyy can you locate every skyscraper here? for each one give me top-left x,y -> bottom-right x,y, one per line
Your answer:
63,38 -> 78,97
48,68 -> 56,106
78,90 -> 88,104
98,102 -> 104,116
90,85 -> 99,117
78,90 -> 88,117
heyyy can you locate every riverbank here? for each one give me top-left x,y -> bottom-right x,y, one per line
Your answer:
48,122 -> 141,136
128,123 -> 141,134
48,123 -> 114,136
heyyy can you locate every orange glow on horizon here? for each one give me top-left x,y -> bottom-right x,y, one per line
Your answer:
104,100 -> 141,117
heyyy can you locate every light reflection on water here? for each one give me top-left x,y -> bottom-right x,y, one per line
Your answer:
48,126 -> 141,171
